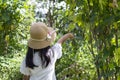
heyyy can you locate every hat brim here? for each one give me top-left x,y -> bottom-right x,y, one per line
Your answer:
28,27 -> 56,49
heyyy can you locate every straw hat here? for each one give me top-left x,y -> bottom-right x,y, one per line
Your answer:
28,22 -> 56,49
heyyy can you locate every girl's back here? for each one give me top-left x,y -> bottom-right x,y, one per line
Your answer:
20,43 -> 62,80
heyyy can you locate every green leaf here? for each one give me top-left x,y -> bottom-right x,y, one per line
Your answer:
68,23 -> 75,31
114,48 -> 120,66
0,22 -> 3,30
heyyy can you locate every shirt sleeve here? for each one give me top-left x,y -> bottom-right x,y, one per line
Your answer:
52,43 -> 62,59
20,58 -> 31,76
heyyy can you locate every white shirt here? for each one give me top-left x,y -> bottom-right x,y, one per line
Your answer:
20,43 -> 62,80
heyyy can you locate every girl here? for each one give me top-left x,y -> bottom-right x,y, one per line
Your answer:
20,22 -> 74,80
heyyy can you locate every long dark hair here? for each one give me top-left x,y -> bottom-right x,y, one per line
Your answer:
25,46 -> 51,69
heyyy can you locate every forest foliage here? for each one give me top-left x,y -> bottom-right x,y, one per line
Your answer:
0,0 -> 120,80
0,0 -> 34,79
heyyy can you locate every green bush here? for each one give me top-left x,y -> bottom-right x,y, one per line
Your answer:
0,52 -> 25,80
0,0 -> 34,79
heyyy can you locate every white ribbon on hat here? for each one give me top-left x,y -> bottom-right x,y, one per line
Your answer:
31,37 -> 47,41
30,29 -> 58,41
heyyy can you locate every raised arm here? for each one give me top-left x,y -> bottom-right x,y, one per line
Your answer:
57,33 -> 74,44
